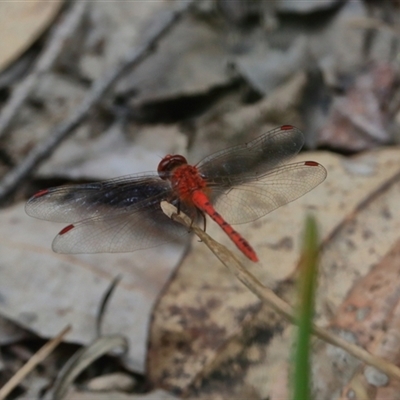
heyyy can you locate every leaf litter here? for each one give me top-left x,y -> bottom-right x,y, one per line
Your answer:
1,0 -> 400,398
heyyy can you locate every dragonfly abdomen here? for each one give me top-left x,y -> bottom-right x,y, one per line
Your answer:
191,190 -> 258,262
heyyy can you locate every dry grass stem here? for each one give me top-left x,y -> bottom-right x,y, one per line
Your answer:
52,335 -> 128,400
0,325 -> 71,400
160,201 -> 400,382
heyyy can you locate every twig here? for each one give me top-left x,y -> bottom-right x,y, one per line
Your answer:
0,0 -> 88,139
0,0 -> 196,202
0,325 -> 71,400
51,335 -> 128,400
160,201 -> 400,383
95,274 -> 122,339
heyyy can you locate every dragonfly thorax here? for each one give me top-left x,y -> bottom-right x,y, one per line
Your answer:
169,164 -> 208,203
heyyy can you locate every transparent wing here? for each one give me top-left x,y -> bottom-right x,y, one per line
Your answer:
26,173 -> 197,253
198,125 -> 304,186
26,125 -> 325,254
210,161 -> 327,225
25,172 -> 170,223
51,206 -> 190,254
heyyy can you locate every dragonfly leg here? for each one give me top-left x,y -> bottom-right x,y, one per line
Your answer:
200,210 -> 206,232
175,200 -> 191,233
191,209 -> 206,242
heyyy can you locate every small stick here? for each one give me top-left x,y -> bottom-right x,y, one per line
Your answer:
95,274 -> 122,339
160,201 -> 400,382
0,325 -> 71,400
0,0 -> 196,201
0,0 -> 88,139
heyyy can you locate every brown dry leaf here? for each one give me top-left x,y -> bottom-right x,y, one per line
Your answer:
3,73 -> 87,164
331,239 -> 400,350
188,71 -> 307,164
155,144 -> 400,398
36,124 -> 187,180
311,164 -> 400,397
0,1 -> 64,72
234,37 -> 309,95
331,239 -> 400,398
0,93 -> 187,378
319,63 -> 395,151
115,14 -> 234,107
0,203 -> 185,373
148,148 -> 400,393
237,146 -> 400,399
197,314 -> 292,400
78,1 -> 169,81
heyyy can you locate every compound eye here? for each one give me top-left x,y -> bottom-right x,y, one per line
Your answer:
157,154 -> 188,179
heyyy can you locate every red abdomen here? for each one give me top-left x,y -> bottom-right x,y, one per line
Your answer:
191,190 -> 258,262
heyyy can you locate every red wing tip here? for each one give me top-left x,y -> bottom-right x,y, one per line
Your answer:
59,224 -> 74,235
280,124 -> 294,131
304,161 -> 320,167
33,189 -> 50,198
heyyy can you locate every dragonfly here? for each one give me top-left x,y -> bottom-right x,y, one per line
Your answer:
26,125 -> 327,262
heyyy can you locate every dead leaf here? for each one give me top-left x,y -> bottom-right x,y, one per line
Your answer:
0,1 -> 64,72
78,1 -> 168,82
234,36 -> 309,95
331,239 -> 400,348
0,203 -> 186,373
310,148 -> 400,397
319,63 -> 396,151
148,148 -> 400,393
115,15 -> 234,106
4,72 -> 87,163
182,146 -> 400,398
36,124 -> 187,180
188,71 -> 307,164
330,239 -> 400,398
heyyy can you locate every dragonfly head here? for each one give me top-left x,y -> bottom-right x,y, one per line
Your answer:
157,154 -> 188,180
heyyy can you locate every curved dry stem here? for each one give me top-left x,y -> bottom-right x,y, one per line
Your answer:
51,335 -> 128,400
160,201 -> 400,382
0,325 -> 71,400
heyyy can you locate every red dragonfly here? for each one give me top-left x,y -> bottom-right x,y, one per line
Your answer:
26,125 -> 326,262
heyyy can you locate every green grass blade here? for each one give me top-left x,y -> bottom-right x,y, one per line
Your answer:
292,215 -> 319,400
